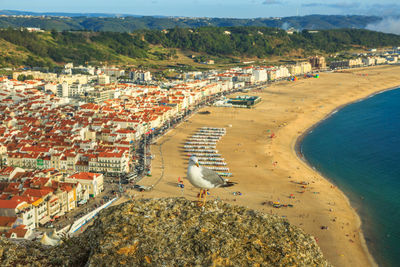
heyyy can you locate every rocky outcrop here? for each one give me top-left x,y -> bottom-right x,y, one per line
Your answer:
0,234 -> 90,266
0,198 -> 330,266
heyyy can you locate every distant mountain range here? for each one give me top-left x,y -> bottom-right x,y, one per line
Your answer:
0,9 -> 145,18
0,10 -> 383,32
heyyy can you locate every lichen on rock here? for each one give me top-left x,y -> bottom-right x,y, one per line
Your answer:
0,198 -> 331,267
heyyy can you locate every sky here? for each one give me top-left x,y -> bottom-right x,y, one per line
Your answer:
0,0 -> 399,18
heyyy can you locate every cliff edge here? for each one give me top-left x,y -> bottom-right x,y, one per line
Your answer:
0,198 -> 330,266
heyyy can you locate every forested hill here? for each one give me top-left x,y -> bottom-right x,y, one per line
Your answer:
0,13 -> 382,32
1,27 -> 400,68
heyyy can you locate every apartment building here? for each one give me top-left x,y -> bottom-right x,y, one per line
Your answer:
66,172 -> 104,198
0,200 -> 35,230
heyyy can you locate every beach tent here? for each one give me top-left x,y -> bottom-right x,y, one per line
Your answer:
40,232 -> 61,246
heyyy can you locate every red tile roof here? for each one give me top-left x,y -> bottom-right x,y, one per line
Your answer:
22,188 -> 53,198
6,225 -> 29,238
10,195 -> 40,205
0,200 -> 22,209
69,172 -> 100,181
0,216 -> 18,227
0,167 -> 15,176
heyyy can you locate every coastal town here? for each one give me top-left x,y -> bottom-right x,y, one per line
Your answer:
0,49 -> 399,244
3,0 -> 400,264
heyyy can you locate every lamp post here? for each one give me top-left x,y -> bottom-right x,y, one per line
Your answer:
142,122 -> 148,174
144,131 -> 146,171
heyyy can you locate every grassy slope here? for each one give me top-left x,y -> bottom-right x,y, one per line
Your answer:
0,39 -> 31,67
1,28 -> 396,70
0,35 -> 261,70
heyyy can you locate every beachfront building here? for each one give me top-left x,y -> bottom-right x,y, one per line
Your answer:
0,167 -> 91,225
236,73 -> 255,84
54,182 -> 76,213
329,60 -> 350,69
22,188 -> 54,226
349,58 -> 363,68
300,62 -> 312,74
386,56 -> 398,64
32,198 -> 48,227
88,151 -> 129,175
47,194 -> 61,218
288,64 -> 302,76
66,172 -> 104,198
288,62 -> 312,76
267,68 -> 277,81
375,57 -> 387,65
228,95 -> 262,107
266,66 -> 291,81
309,56 -> 327,69
253,68 -> 268,82
362,57 -> 376,66
275,66 -> 290,80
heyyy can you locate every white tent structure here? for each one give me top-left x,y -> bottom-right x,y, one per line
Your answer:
40,232 -> 62,246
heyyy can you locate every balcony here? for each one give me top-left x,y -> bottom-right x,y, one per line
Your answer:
39,216 -> 50,226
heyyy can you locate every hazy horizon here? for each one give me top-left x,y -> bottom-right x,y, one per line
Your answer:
0,0 -> 399,19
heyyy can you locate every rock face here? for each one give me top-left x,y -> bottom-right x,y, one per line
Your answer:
0,198 -> 330,266
0,234 -> 90,266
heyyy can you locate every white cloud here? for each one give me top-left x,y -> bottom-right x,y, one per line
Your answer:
366,17 -> 400,35
302,2 -> 359,10
262,0 -> 281,5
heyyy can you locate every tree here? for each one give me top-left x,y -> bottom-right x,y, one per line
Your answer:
17,74 -> 26,81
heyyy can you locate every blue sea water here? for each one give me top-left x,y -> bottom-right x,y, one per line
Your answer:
301,88 -> 400,267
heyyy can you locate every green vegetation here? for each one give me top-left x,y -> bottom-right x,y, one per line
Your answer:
17,74 -> 34,81
146,27 -> 400,57
0,15 -> 382,32
0,29 -> 149,66
0,27 -> 399,68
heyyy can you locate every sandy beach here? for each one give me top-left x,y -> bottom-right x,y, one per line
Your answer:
137,65 -> 400,266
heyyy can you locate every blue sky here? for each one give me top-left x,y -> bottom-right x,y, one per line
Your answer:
0,0 -> 399,18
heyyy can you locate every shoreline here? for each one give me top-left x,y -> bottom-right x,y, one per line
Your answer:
140,65 -> 400,266
295,83 -> 400,161
294,84 -> 400,267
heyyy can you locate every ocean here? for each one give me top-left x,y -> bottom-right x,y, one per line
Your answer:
300,87 -> 400,267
